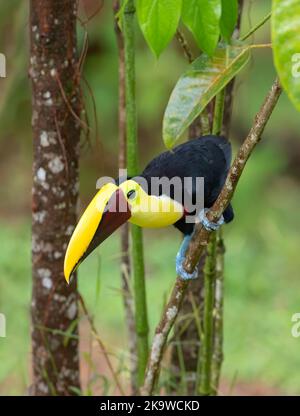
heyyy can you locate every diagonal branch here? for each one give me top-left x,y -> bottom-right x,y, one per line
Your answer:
184,78 -> 282,273
141,78 -> 282,396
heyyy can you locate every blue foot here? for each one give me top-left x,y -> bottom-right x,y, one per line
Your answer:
176,235 -> 198,280
198,208 -> 224,232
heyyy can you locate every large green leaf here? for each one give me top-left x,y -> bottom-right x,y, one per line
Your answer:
163,45 -> 251,148
272,0 -> 300,111
182,0 -> 222,56
220,0 -> 238,42
136,0 -> 182,57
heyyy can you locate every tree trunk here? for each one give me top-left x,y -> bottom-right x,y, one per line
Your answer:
29,0 -> 81,396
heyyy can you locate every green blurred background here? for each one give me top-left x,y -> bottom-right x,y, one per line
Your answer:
0,0 -> 300,395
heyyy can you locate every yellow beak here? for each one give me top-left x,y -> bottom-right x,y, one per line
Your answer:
64,183 -> 131,283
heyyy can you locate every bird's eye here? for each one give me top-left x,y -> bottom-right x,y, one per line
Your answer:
127,190 -> 136,200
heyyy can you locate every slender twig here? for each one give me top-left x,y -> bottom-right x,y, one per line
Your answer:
240,11 -> 271,41
175,29 -> 194,63
175,29 -> 211,136
113,0 -> 138,395
211,231 -> 225,394
81,76 -> 98,146
141,279 -> 189,395
80,0 -> 104,25
76,1 -> 102,152
223,0 -> 244,137
123,0 -> 149,387
212,89 -> 226,136
78,294 -> 126,395
78,29 -> 89,75
201,111 -> 211,135
250,43 -> 272,49
198,83 -> 226,396
199,233 -> 217,395
55,71 -> 90,132
142,78 -> 282,396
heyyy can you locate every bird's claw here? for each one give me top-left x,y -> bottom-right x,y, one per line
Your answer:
198,208 -> 224,232
176,254 -> 198,280
176,234 -> 198,280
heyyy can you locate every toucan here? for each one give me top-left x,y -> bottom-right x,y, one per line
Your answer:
64,135 -> 234,282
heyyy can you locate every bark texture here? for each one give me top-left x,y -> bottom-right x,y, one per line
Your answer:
30,0 -> 81,395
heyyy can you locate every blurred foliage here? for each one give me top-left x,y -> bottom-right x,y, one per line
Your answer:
0,0 -> 300,395
272,0 -> 300,112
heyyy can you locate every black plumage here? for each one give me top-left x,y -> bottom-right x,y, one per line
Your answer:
140,135 -> 234,235
64,135 -> 235,281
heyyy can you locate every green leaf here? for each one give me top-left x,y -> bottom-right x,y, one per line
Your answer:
136,0 -> 182,57
182,0 -> 222,56
220,0 -> 238,42
272,0 -> 300,112
163,45 -> 251,148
